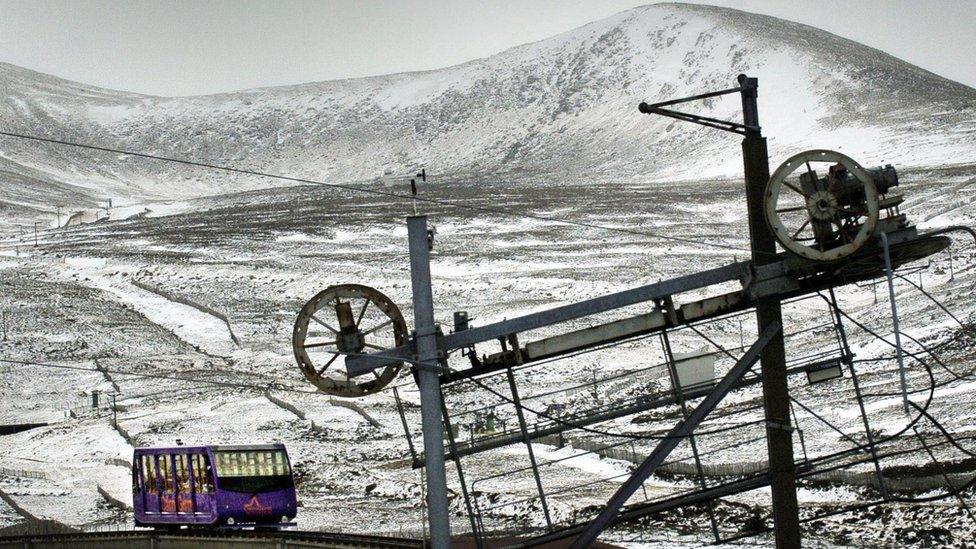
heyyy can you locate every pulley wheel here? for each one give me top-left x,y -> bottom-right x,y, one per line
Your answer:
293,284 -> 407,398
765,149 -> 880,262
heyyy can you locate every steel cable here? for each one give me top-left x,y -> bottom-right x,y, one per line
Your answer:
0,130 -> 754,255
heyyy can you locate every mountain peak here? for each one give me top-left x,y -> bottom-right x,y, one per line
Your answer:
1,3 -> 974,211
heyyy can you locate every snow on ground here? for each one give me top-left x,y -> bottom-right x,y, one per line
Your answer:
0,170 -> 974,545
58,257 -> 238,356
505,443 -> 633,482
0,497 -> 19,528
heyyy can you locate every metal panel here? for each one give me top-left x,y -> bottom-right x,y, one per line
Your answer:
524,310 -> 665,360
673,349 -> 716,390
806,363 -> 843,384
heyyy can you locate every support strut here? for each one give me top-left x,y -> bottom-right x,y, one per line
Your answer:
739,75 -> 802,548
881,232 -> 910,414
660,329 -> 721,543
570,320 -> 781,548
408,215 -> 451,548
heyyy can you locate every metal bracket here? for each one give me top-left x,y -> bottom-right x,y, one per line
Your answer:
766,420 -> 795,433
659,295 -> 679,325
413,326 -> 439,338
743,261 -> 800,300
638,77 -> 761,136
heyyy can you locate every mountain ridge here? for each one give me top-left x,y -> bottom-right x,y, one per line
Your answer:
1,2 -> 975,223
4,3 -> 974,99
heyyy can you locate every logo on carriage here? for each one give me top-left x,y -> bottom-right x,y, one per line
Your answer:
243,494 -> 272,515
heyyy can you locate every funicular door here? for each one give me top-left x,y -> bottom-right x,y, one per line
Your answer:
159,454 -> 177,514
190,453 -> 215,519
140,454 -> 161,515
174,454 -> 194,514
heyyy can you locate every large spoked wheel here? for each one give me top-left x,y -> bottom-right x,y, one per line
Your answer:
293,284 -> 407,398
765,149 -> 880,262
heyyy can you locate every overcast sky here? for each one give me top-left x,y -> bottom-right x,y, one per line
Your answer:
1,0 -> 974,96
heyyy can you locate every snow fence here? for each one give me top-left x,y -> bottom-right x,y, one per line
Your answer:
131,279 -> 241,347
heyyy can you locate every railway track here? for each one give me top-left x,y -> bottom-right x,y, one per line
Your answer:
0,528 -> 424,549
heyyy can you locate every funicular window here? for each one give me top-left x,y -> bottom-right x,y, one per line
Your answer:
215,452 -> 238,476
159,454 -> 173,492
271,451 -> 287,476
139,456 -> 145,489
142,455 -> 158,493
175,454 -> 190,493
213,449 -> 292,493
192,454 -> 213,493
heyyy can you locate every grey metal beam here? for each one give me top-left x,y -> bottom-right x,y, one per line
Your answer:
407,216 -> 452,548
443,261 -> 747,350
524,309 -> 666,360
476,289 -> 746,372
346,261 -> 749,375
437,231 -> 947,382
569,320 -> 781,549
881,232 -> 909,414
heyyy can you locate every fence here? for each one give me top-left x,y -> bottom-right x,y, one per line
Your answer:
263,391 -> 327,435
0,466 -> 52,481
64,395 -> 129,420
131,279 -> 241,347
97,485 -> 132,512
104,458 -> 132,469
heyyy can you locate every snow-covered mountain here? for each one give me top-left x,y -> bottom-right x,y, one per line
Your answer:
2,2 -> 975,211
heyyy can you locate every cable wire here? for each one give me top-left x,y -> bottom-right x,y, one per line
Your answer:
0,130 -> 753,254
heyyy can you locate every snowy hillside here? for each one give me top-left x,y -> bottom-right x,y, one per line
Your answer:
1,2 -> 975,218
1,167 -> 975,545
2,4 -> 976,543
